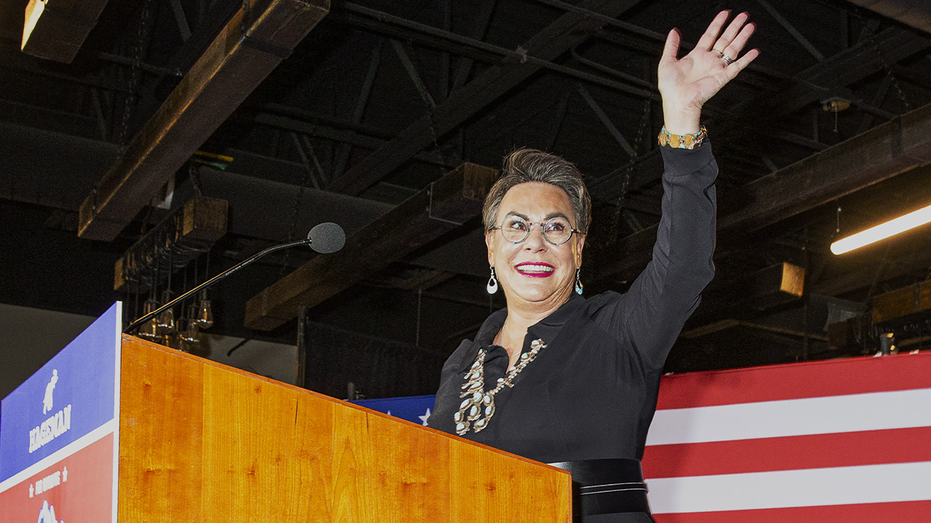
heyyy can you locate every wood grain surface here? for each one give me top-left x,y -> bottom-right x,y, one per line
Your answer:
118,335 -> 571,522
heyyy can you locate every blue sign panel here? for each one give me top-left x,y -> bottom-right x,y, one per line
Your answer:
0,303 -> 121,482
352,395 -> 436,426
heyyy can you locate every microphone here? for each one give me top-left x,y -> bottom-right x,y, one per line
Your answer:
125,222 -> 346,334
307,222 -> 346,254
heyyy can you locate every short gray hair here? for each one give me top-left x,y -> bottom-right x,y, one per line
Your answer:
483,148 -> 592,233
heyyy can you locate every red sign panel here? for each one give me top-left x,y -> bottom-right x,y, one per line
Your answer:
0,432 -> 114,523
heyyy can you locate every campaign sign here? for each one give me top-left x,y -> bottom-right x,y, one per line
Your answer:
0,433 -> 115,522
0,302 -> 121,523
353,394 -> 435,426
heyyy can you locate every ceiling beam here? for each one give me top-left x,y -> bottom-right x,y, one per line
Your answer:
189,167 -> 391,241
590,27 -> 931,204
726,27 -> 931,129
719,102 -> 931,231
846,0 -> 931,35
114,196 -> 228,293
872,279 -> 931,326
0,119 -> 393,240
22,0 -> 111,63
587,101 -> 931,286
77,0 -> 330,241
249,111 -> 459,167
326,0 -> 645,196
335,3 -> 658,102
755,0 -> 825,62
244,163 -> 498,330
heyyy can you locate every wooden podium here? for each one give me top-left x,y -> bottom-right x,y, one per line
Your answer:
118,335 -> 572,522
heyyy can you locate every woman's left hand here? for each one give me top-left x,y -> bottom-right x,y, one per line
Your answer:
658,10 -> 759,134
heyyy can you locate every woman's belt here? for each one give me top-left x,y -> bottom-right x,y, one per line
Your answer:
548,458 -> 651,516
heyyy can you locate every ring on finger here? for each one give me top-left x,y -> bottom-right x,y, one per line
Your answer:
721,54 -> 734,65
713,48 -> 725,57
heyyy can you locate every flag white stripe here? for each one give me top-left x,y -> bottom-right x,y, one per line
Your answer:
647,461 -> 931,514
646,388 -> 931,446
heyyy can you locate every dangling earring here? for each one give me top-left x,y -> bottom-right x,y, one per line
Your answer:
486,267 -> 499,295
575,268 -> 583,295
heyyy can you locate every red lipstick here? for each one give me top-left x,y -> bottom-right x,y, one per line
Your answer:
515,262 -> 555,278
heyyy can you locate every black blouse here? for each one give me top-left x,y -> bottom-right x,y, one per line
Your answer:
428,145 -> 717,517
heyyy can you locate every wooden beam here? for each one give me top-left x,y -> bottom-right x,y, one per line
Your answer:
872,280 -> 931,325
720,102 -> 931,232
244,163 -> 497,330
77,0 -> 330,241
114,197 -> 228,292
22,0 -> 111,63
589,27 -> 931,205
326,0 -> 643,196
812,251 -> 931,298
588,102 -> 931,285
727,27 -> 931,128
592,27 -> 931,204
846,0 -> 931,34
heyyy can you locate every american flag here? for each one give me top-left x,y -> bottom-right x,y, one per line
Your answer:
642,350 -> 931,522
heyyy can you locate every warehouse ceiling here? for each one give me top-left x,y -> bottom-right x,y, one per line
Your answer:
3,0 -> 931,381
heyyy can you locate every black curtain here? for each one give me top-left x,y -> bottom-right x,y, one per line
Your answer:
299,313 -> 447,399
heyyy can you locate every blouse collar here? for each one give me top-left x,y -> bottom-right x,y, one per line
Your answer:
473,293 -> 587,346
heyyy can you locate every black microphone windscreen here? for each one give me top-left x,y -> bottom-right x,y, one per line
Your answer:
307,222 -> 346,254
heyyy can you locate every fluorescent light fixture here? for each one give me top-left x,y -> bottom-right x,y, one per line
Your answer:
831,203 -> 931,255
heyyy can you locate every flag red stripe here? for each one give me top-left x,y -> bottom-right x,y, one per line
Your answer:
656,351 -> 931,409
643,426 -> 931,478
653,499 -> 931,523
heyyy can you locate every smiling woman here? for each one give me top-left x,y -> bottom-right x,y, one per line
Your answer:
427,10 -> 759,523
488,179 -> 585,341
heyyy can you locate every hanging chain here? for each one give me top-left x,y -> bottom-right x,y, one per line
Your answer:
869,36 -> 910,113
849,5 -> 910,114
288,139 -> 313,242
279,136 -> 315,277
426,107 -> 449,174
608,99 -> 651,244
116,0 -> 155,145
405,43 -> 450,175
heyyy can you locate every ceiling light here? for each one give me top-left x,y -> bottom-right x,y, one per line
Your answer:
821,97 -> 851,112
831,203 -> 931,255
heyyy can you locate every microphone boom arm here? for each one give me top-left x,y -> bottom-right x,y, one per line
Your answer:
124,237 -> 312,334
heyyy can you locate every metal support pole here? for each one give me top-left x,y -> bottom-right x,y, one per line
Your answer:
577,84 -> 635,156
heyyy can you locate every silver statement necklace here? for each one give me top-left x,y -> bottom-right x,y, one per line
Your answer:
455,338 -> 547,435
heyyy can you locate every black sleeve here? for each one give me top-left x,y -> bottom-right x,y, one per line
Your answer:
595,143 -> 718,371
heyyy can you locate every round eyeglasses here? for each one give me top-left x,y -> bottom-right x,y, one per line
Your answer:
490,216 -> 582,245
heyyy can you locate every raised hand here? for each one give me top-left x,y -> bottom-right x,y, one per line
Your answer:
658,11 -> 759,134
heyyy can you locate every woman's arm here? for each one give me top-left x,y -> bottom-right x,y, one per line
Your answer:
597,12 -> 758,370
617,145 -> 718,370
